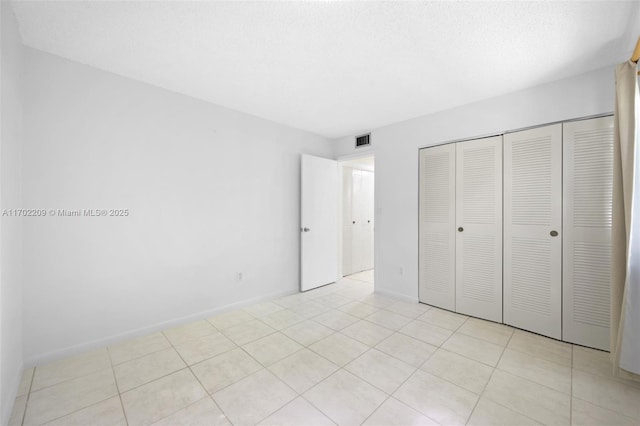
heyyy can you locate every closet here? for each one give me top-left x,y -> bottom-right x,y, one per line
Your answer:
419,136 -> 502,322
418,116 -> 613,350
343,167 -> 374,276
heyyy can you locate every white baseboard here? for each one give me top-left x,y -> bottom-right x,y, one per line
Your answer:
24,288 -> 297,368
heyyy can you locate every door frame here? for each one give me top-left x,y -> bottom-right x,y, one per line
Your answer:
337,153 -> 376,281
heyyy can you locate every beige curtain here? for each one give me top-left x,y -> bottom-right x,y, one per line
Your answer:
611,60 -> 640,380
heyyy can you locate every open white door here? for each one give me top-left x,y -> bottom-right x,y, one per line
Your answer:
301,154 -> 338,291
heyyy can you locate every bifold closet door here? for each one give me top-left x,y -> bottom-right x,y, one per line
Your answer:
361,170 -> 374,271
504,124 -> 562,339
563,117 -> 613,350
455,136 -> 503,322
352,169 -> 374,273
419,144 -> 456,311
343,168 -> 375,276
342,168 -> 354,275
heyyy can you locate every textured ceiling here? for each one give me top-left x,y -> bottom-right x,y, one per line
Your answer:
11,1 -> 640,138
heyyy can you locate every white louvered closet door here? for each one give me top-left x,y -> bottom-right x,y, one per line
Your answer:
419,144 -> 456,311
455,136 -> 503,322
504,124 -> 562,339
563,117 -> 613,350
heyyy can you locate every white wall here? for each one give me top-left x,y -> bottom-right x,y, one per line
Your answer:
334,67 -> 614,302
0,2 -> 24,424
22,48 -> 332,365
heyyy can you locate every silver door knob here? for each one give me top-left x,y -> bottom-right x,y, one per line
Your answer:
550,230 -> 558,237
301,227 -> 310,232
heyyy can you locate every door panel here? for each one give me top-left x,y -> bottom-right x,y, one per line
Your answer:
342,168 -> 354,276
301,154 -> 338,291
504,124 -> 562,339
455,136 -> 503,322
563,117 -> 613,350
352,170 -> 366,273
362,170 -> 375,270
419,144 -> 456,311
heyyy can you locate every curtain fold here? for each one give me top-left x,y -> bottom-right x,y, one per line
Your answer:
611,60 -> 640,380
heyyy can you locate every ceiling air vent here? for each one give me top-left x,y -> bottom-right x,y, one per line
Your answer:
355,133 -> 371,148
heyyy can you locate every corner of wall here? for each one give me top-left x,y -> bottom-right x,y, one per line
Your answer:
1,1 -> 25,424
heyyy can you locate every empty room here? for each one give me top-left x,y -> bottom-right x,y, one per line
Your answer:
2,1 -> 640,425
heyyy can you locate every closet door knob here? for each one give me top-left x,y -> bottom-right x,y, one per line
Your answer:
458,227 -> 464,232
353,221 -> 356,224
550,230 -> 558,237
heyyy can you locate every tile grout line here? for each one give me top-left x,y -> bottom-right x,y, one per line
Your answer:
467,329 -> 548,426
19,366 -> 36,426
356,342 -> 430,426
569,344 -> 573,426
463,323 -> 515,425
106,346 -> 131,426
159,327 -> 238,426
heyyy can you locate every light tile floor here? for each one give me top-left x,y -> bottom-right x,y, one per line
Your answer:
9,269 -> 640,425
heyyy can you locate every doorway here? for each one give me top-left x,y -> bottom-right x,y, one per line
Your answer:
340,156 -> 374,281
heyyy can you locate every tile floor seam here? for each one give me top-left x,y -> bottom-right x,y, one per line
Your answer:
304,334 -> 352,366
421,311 -> 469,354
26,352 -> 114,394
22,365 -> 118,425
29,394 -> 119,426
569,394 -> 638,423
186,343 -> 273,397
341,347 -> 399,396
569,345 -> 574,426
297,392 -> 338,426
399,346 -> 501,403
217,321 -> 279,347
106,330 -> 171,368
351,346 -> 424,426
464,321 -> 516,425
570,368 -> 640,418
426,346 -> 497,372
146,335 -> 222,426
358,395 -> 392,425
246,374 -> 302,425
468,396 -> 543,426
390,349 -> 443,422
388,365 -> 443,426
492,364 -> 575,396
502,344 -> 572,369
106,346 -> 130,426
19,367 -> 37,426
304,367 -> 384,426
255,344 -> 307,369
